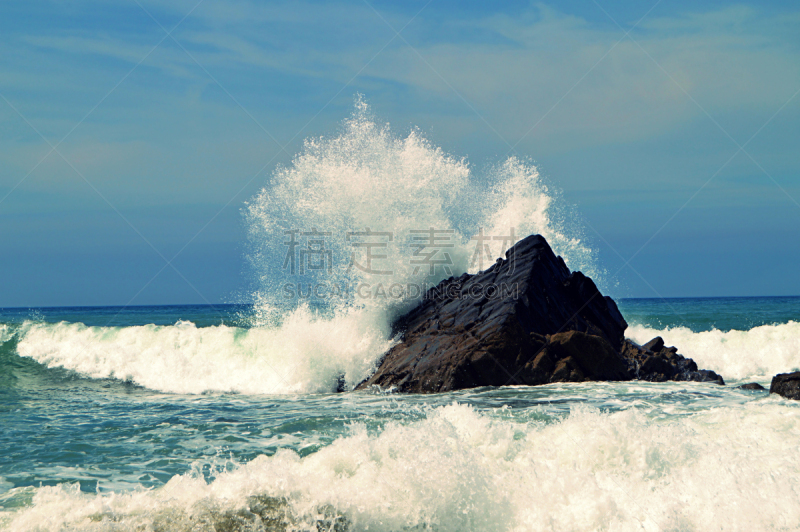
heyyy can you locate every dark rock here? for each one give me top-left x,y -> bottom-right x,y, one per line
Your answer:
620,338 -> 723,385
643,336 -> 665,353
739,382 -> 766,391
520,330 -> 630,385
335,374 -> 347,393
770,372 -> 800,400
357,235 -> 628,393
546,331 -> 630,382
676,369 -> 725,386
640,354 -> 676,381
356,234 -> 724,393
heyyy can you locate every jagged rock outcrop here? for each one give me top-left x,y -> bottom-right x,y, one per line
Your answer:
770,372 -> 800,400
621,337 -> 724,385
356,234 -> 723,393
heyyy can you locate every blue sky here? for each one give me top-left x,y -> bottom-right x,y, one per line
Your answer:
1,0 -> 799,306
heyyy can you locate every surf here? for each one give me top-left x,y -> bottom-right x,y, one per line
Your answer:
627,321 -> 800,382
4,399 -> 800,531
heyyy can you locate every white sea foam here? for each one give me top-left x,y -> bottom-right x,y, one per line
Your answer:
0,324 -> 11,344
15,317 -> 800,394
14,307 -> 393,394
627,322 -> 800,382
4,401 -> 800,531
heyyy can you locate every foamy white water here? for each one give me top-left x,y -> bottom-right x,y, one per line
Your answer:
14,316 -> 800,395
15,318 -> 800,395
4,398 -> 800,531
627,322 -> 800,382
14,307 -> 393,394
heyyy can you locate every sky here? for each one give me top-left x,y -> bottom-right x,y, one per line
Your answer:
1,0 -> 799,307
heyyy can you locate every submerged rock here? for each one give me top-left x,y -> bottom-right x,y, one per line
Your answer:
357,234 -> 723,393
739,382 -> 766,391
769,372 -> 800,400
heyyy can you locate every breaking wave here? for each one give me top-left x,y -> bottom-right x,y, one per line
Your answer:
627,321 -> 800,382
9,318 -> 799,395
4,401 -> 800,531
10,310 -> 392,395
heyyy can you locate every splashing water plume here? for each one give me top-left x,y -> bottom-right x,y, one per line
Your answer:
246,98 -> 597,312
240,96 -> 600,390
247,101 -> 593,293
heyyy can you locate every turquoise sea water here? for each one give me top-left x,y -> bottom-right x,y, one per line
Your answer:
1,298 -> 800,531
617,296 -> 800,332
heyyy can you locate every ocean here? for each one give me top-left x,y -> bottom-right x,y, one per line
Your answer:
3,102 -> 799,531
1,298 -> 799,531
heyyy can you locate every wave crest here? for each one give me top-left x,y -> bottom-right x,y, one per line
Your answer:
5,401 -> 800,531
14,309 -> 393,395
627,321 -> 800,381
